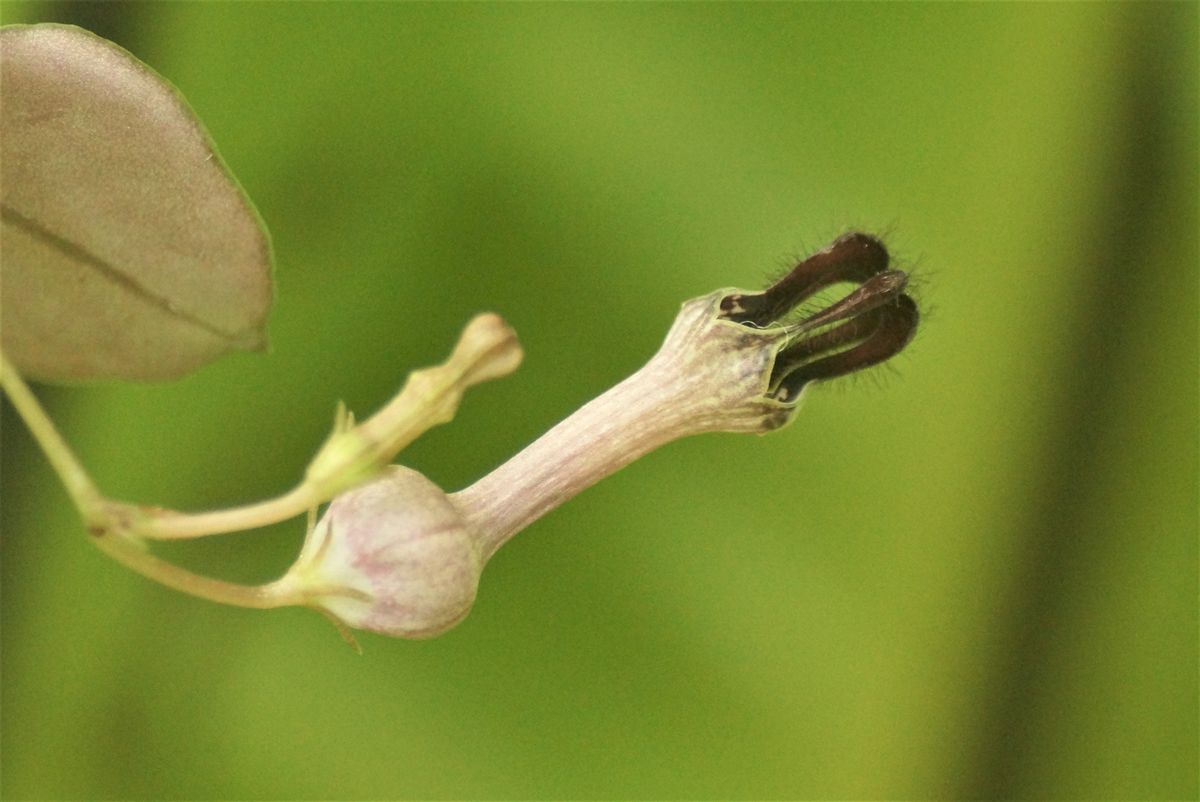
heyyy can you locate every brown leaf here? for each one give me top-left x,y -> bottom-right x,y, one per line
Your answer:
0,24 -> 273,383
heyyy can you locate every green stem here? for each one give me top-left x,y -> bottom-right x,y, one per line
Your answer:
0,350 -> 104,521
136,484 -> 320,539
1,349 -> 297,607
0,348 -> 320,539
92,535 -> 294,609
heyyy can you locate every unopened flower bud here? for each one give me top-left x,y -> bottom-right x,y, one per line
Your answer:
285,233 -> 919,641
304,313 -> 523,498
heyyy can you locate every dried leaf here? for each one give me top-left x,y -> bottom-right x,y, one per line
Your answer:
0,23 -> 273,383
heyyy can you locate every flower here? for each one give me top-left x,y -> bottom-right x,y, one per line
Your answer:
282,233 -> 919,639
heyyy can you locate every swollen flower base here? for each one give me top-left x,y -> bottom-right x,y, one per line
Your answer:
279,232 -> 919,639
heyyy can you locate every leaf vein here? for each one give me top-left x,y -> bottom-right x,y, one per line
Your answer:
1,202 -> 247,346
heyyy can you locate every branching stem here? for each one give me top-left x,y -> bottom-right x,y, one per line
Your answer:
0,313 -> 521,610
1,349 -> 289,606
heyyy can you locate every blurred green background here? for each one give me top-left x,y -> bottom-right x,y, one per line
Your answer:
1,2 -> 1196,799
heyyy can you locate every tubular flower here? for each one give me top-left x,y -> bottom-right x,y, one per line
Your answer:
280,233 -> 919,639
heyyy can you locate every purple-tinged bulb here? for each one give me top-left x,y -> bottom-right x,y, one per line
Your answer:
285,467 -> 480,639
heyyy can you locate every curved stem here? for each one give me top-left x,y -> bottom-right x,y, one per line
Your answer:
135,484 -> 321,539
2,314 -> 523,542
1,349 -> 295,607
0,349 -> 318,538
92,534 -> 294,609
